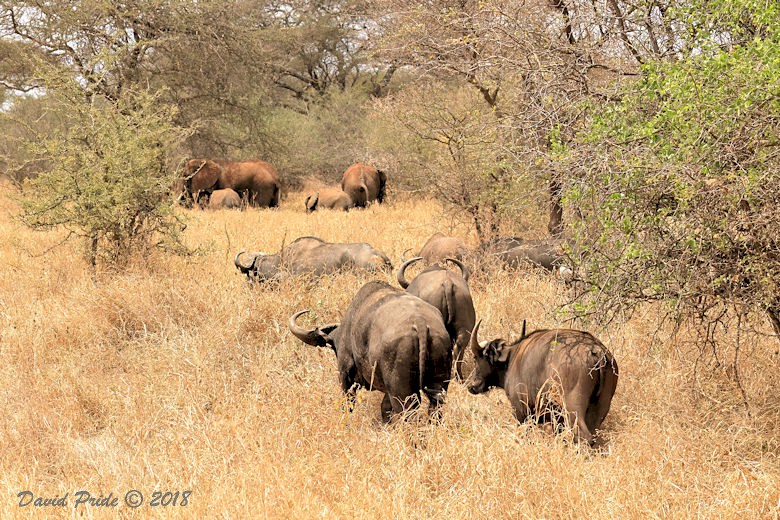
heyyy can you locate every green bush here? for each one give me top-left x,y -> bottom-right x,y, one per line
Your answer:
8,63 -> 189,269
566,0 -> 780,353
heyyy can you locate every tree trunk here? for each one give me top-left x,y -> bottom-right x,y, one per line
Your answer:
548,175 -> 564,237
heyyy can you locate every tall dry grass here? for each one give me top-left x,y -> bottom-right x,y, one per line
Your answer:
0,185 -> 778,518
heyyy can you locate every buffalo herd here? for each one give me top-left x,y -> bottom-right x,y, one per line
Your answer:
233,231 -> 618,446
179,158 -> 618,445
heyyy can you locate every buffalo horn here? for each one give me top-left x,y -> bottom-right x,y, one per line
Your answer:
445,257 -> 470,282
400,248 -> 412,263
521,319 -> 526,340
469,319 -> 482,356
289,310 -> 335,347
234,251 -> 251,272
397,256 -> 423,289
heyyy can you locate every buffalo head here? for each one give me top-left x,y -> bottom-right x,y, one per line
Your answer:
234,251 -> 282,282
289,310 -> 340,351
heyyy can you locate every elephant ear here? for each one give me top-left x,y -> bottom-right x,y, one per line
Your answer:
190,160 -> 222,192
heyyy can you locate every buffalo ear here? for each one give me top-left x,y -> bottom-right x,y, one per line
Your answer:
305,192 -> 318,212
318,324 -> 339,351
319,323 -> 339,336
495,342 -> 510,363
485,340 -> 509,364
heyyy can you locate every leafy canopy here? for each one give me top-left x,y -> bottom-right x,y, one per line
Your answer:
567,0 -> 780,340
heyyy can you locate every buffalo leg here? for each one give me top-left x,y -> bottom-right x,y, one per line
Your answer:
343,382 -> 360,413
452,332 -> 470,381
381,393 -> 393,423
564,393 -> 595,446
585,365 -> 619,434
424,388 -> 446,421
508,392 -> 532,424
384,393 -> 421,422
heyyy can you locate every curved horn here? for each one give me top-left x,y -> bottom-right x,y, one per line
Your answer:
521,319 -> 526,340
470,319 -> 482,356
445,257 -> 470,282
400,248 -> 412,263
234,251 -> 251,273
289,310 -> 326,347
397,256 -> 422,289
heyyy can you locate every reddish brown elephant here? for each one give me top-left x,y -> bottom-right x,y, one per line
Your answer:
181,158 -> 281,208
340,163 -> 386,207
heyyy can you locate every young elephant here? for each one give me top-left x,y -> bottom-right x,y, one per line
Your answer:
340,163 -> 386,207
207,188 -> 242,210
468,321 -> 618,446
305,188 -> 352,212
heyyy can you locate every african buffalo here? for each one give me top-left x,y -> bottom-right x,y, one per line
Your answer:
305,188 -> 352,212
206,188 -> 242,210
181,158 -> 281,208
467,321 -> 618,446
415,232 -> 470,264
481,237 -> 567,272
397,257 -> 476,380
289,281 -> 452,421
340,163 -> 386,207
234,236 -> 392,282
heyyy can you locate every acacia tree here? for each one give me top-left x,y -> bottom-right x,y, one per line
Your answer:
565,0 -> 780,389
9,58 -> 188,268
0,0 -> 286,157
1,0 -> 401,184
262,0 -> 395,111
375,0 -> 696,237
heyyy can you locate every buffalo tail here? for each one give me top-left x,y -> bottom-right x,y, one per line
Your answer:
414,323 -> 428,404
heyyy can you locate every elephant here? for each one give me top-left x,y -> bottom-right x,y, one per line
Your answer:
180,158 -> 281,208
340,163 -> 386,207
305,187 -> 352,212
206,188 -> 242,210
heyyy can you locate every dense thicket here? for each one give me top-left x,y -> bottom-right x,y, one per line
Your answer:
564,1 -> 780,377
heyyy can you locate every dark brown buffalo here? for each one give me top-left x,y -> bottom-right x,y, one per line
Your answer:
468,321 -> 618,446
181,158 -> 281,208
397,257 -> 476,380
340,163 -> 386,207
206,188 -> 242,210
234,236 -> 392,282
289,281 -> 452,421
481,237 -> 567,272
305,188 -> 352,212
415,232 -> 470,264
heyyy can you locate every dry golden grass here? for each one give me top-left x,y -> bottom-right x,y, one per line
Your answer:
1,185 -> 779,518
